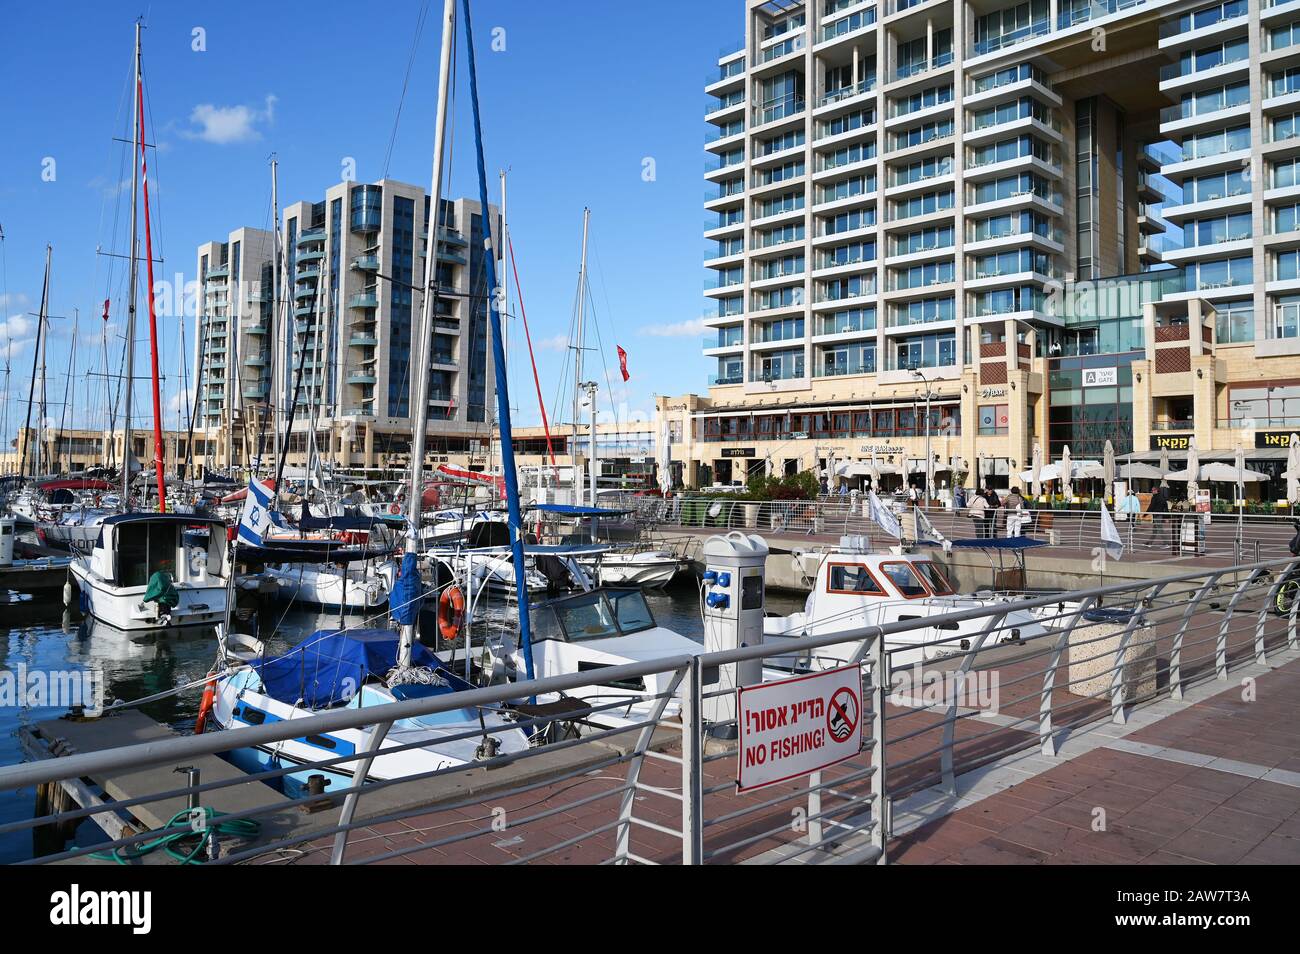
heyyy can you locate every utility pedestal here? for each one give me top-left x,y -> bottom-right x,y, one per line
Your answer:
700,532 -> 769,733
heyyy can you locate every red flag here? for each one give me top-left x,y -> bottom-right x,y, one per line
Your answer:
102,298 -> 110,322
617,345 -> 630,382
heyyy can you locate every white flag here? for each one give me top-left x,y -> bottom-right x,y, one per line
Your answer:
915,506 -> 951,552
237,477 -> 286,546
1099,500 -> 1124,562
868,490 -> 901,539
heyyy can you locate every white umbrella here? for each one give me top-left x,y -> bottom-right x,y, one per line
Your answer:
1158,447 -> 1170,489
1118,462 -> 1166,481
1061,445 -> 1073,501
926,453 -> 936,501
1030,443 -> 1043,500
1286,434 -> 1300,503
657,418 -> 672,496
1103,440 -> 1116,501
1197,461 -> 1267,483
869,449 -> 881,490
1186,438 -> 1199,505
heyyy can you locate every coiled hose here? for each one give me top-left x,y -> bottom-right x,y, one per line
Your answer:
91,807 -> 261,865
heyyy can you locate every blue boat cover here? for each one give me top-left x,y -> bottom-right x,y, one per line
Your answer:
950,537 -> 1049,550
389,551 -> 423,625
259,629 -> 437,708
529,503 -> 631,517
298,509 -> 384,532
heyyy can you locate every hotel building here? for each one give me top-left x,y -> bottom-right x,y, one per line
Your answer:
679,0 -> 1300,489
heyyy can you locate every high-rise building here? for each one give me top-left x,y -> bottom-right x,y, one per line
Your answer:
685,0 -> 1300,489
195,180 -> 500,471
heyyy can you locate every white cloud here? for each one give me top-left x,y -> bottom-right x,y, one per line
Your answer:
183,95 -> 277,144
638,317 -> 707,338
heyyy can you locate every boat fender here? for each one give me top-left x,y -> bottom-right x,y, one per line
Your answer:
389,503 -> 401,516
194,677 -> 217,735
438,585 -> 466,642
63,579 -> 74,608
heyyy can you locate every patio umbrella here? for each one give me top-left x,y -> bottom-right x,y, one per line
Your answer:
976,452 -> 987,491
1061,445 -> 1073,501
1286,434 -> 1300,503
926,452 -> 935,501
869,449 -> 881,491
1118,462 -> 1166,481
1158,447 -> 1170,489
1196,461 -> 1267,483
1030,443 -> 1043,500
1186,438 -> 1199,505
657,418 -> 672,496
1103,440 -> 1116,501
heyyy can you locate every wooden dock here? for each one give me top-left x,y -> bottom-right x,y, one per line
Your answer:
0,558 -> 72,595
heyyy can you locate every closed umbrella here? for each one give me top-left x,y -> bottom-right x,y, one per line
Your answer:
1061,445 -> 1073,502
1159,447 -> 1170,489
1103,440 -> 1116,502
657,418 -> 672,496
1287,434 -> 1300,503
869,449 -> 881,492
1185,438 -> 1199,506
1031,443 -> 1043,500
925,452 -> 935,503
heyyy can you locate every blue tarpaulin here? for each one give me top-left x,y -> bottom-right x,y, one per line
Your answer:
258,629 -> 437,708
389,551 -> 423,625
528,503 -> 631,517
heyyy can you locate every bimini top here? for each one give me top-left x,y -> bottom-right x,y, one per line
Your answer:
38,478 -> 112,492
528,503 -> 632,517
257,629 -> 439,708
950,537 -> 1049,550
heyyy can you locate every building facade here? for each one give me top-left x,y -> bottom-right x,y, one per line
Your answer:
195,181 -> 500,472
686,0 -> 1300,489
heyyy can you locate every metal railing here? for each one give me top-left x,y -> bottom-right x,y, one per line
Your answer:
4,557 -> 1299,865
625,495 -> 1299,562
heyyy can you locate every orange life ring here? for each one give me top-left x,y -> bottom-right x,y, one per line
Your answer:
389,503 -> 401,515
194,677 -> 217,735
438,586 -> 465,642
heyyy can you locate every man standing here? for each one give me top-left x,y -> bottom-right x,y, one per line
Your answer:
1147,485 -> 1176,552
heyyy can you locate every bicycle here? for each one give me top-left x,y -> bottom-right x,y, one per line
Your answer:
1271,519 -> 1300,616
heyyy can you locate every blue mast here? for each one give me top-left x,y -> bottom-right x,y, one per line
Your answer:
460,0 -> 536,682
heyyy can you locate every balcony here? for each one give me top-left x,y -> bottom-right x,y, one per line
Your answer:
754,94 -> 806,127
708,372 -> 744,386
348,291 -> 379,309
350,334 -> 378,347
297,227 -> 326,246
347,373 -> 377,386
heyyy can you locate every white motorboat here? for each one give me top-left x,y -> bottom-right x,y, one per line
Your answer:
264,559 -> 398,610
762,544 -> 1068,671
584,547 -> 681,589
68,513 -> 229,631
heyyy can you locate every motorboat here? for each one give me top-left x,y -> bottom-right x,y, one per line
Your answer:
583,546 -> 681,589
68,513 -> 229,631
762,543 -> 1068,671
264,559 -> 398,611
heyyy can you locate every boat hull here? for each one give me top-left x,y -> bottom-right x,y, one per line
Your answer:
69,561 -> 228,632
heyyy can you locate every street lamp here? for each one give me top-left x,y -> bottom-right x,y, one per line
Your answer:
909,366 -> 931,500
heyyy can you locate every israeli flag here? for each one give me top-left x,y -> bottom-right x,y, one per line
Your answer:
238,478 -> 285,546
868,490 -> 902,540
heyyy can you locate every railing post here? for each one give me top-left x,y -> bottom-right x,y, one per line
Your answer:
939,610 -> 1007,795
806,770 -> 823,850
1040,596 -> 1097,756
329,719 -> 394,865
869,630 -> 888,865
1217,569 -> 1264,681
1170,574 -> 1220,700
614,664 -> 687,864
1108,595 -> 1153,725
1257,566 -> 1288,667
679,658 -> 704,865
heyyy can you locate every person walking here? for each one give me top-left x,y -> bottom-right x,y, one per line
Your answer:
968,487 -> 989,538
1147,485 -> 1177,553
1003,485 -> 1028,537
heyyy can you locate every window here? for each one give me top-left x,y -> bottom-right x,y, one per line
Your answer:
979,404 -> 1010,435
880,562 -> 930,598
827,563 -> 885,595
1214,299 -> 1254,343
915,562 -> 954,595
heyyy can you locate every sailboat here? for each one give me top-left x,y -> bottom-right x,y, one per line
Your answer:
69,23 -> 231,632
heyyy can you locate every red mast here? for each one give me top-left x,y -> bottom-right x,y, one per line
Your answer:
136,62 -> 167,512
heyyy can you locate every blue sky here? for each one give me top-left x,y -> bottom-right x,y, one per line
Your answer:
0,0 -> 739,438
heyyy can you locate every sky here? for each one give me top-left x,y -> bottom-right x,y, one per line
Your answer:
0,0 -> 740,440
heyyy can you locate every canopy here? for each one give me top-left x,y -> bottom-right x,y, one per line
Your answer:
528,503 -> 631,517
1016,461 -> 1098,483
951,537 -> 1050,550
258,629 -> 438,709
298,510 -> 386,532
1165,464 -> 1268,482
1117,462 -> 1166,480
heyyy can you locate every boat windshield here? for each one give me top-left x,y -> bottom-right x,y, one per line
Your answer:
544,588 -> 657,642
914,561 -> 954,595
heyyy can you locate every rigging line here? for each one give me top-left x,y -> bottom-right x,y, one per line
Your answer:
586,240 -> 624,426
382,0 -> 432,179
507,235 -> 558,472
582,275 -> 619,436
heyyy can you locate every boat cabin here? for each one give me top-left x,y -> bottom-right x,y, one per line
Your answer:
86,513 -> 227,589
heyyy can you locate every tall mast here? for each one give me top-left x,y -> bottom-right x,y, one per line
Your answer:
270,156 -> 281,487
400,0 -> 457,669
137,38 -> 167,511
571,208 -> 589,502
122,21 -> 141,505
20,245 -> 51,478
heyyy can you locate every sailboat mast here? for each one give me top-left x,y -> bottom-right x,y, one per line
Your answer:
571,208 -> 589,503
137,56 -> 167,511
20,245 -> 50,479
270,156 -> 281,488
405,0 -> 456,563
122,21 -> 141,505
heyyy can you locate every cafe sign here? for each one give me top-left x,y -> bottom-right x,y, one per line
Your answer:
1153,434 -> 1190,450
859,444 -> 905,455
979,386 -> 1008,399
1255,431 -> 1298,449
721,447 -> 756,458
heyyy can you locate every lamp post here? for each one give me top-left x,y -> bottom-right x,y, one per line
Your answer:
909,366 -> 931,500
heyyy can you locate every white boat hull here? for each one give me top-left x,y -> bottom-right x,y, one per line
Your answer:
265,562 -> 394,609
70,560 -> 228,632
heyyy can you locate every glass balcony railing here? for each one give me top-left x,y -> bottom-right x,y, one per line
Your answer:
972,20 -> 1050,56
817,79 -> 876,107
709,372 -> 744,385
815,358 -> 877,377
821,8 -> 877,43
1063,0 -> 1150,32
760,32 -> 806,63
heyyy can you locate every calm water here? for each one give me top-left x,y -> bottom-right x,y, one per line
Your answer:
0,581 -> 805,862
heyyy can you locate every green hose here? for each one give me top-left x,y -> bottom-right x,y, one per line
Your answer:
91,807 -> 261,865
